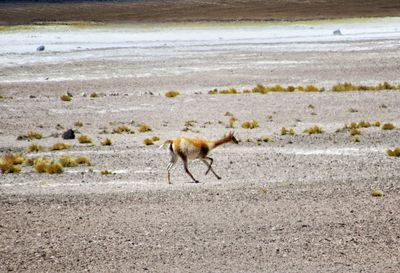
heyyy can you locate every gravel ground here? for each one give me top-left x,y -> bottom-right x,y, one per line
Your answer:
1,20 -> 400,272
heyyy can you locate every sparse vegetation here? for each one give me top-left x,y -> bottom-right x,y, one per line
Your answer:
100,138 -> 112,145
113,125 -> 132,134
332,82 -> 399,92
227,116 -> 236,128
303,125 -> 324,134
78,135 -> 92,144
60,95 -> 72,101
143,138 -> 154,145
382,123 -> 396,130
49,143 -> 70,151
45,162 -> 63,174
386,147 -> 400,157
151,136 -> 160,142
371,190 -> 383,197
372,121 -> 381,127
165,90 -> 180,98
17,131 -> 43,140
101,170 -> 112,175
138,123 -> 152,133
74,121 -> 84,127
0,153 -> 24,174
241,120 -> 259,129
90,92 -> 98,98
281,127 -> 296,136
74,156 -> 91,166
351,137 -> 361,143
26,143 -> 44,153
349,128 -> 361,136
58,155 -> 78,167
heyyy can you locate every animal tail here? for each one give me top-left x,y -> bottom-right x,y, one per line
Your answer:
159,139 -> 173,149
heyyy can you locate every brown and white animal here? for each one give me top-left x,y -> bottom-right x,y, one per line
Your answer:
162,132 -> 239,184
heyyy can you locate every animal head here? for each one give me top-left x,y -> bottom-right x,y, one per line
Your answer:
225,131 -> 239,144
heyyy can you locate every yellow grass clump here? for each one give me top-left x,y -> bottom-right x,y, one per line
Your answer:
100,138 -> 112,145
152,136 -> 160,142
60,95 -> 72,101
74,121 -> 84,127
58,155 -> 78,167
143,138 -> 154,145
101,170 -> 112,175
303,125 -> 324,134
372,121 -> 381,127
90,92 -> 98,98
49,143 -> 70,151
349,128 -> 361,136
113,125 -> 132,134
0,153 -> 25,174
241,120 -> 259,129
74,156 -> 91,166
18,131 -> 43,140
351,137 -> 361,143
78,135 -> 92,144
219,88 -> 239,94
332,82 -> 399,92
33,158 -> 63,174
371,190 -> 383,197
165,90 -> 180,98
382,123 -> 396,130
26,143 -> 44,153
386,147 -> 400,157
45,162 -> 63,174
281,127 -> 296,136
138,123 -> 152,133
227,116 -> 236,128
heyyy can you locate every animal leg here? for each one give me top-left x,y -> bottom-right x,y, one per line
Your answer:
204,156 -> 214,175
167,151 -> 178,184
182,156 -> 199,183
202,158 -> 221,180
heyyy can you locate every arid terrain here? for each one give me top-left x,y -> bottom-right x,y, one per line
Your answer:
1,14 -> 400,273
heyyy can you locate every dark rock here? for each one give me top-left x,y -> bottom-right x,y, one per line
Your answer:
333,29 -> 342,36
36,45 -> 45,51
62,129 -> 75,139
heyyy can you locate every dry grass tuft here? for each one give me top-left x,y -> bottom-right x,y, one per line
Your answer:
303,125 -> 324,134
372,121 -> 381,127
332,82 -> 399,92
0,153 -> 25,174
18,131 -> 43,140
49,143 -> 70,151
78,135 -> 92,144
227,116 -> 236,128
138,123 -> 152,133
281,127 -> 296,136
241,120 -> 259,129
74,121 -> 84,127
151,136 -> 160,142
113,125 -> 132,134
90,92 -> 98,98
386,147 -> 400,157
143,138 -> 154,145
371,190 -> 383,197
74,156 -> 91,166
349,128 -> 361,136
101,170 -> 112,175
351,137 -> 361,143
58,155 -> 78,167
100,138 -> 112,146
165,90 -> 180,98
46,162 -> 63,174
60,95 -> 72,102
26,143 -> 44,153
382,123 -> 396,130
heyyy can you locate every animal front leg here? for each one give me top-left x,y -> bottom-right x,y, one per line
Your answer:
202,159 -> 221,180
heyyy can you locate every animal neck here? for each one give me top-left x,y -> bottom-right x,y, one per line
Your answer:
212,135 -> 231,149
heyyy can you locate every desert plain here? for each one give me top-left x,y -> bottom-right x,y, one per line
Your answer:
0,7 -> 400,273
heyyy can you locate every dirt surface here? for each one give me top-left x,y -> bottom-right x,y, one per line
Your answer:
1,0 -> 400,25
1,19 -> 400,273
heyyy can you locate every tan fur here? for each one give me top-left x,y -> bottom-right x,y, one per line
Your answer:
164,132 -> 238,184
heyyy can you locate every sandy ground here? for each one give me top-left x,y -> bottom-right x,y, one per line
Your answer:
1,20 -> 400,272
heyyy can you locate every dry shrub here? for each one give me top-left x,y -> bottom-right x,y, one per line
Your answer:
100,138 -> 112,145
241,120 -> 259,129
165,90 -> 180,98
349,128 -> 361,136
208,89 -> 218,94
252,84 -> 269,94
26,143 -> 44,153
78,135 -> 92,144
49,143 -> 70,151
74,156 -> 91,166
227,116 -> 236,128
332,82 -> 399,92
386,147 -> 400,157
18,131 -> 43,140
90,92 -> 98,98
219,88 -> 239,94
382,123 -> 396,130
0,153 -> 24,174
138,123 -> 152,133
58,155 -> 78,167
143,138 -> 154,145
46,162 -> 63,174
60,95 -> 72,101
113,125 -> 132,134
303,125 -> 324,134
74,121 -> 83,127
101,170 -> 112,175
351,137 -> 361,143
304,85 -> 320,92
151,136 -> 160,142
371,190 -> 383,197
372,121 -> 381,127
281,127 -> 296,136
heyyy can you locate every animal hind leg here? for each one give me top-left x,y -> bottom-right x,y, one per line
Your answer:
167,151 -> 178,184
181,156 -> 199,183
